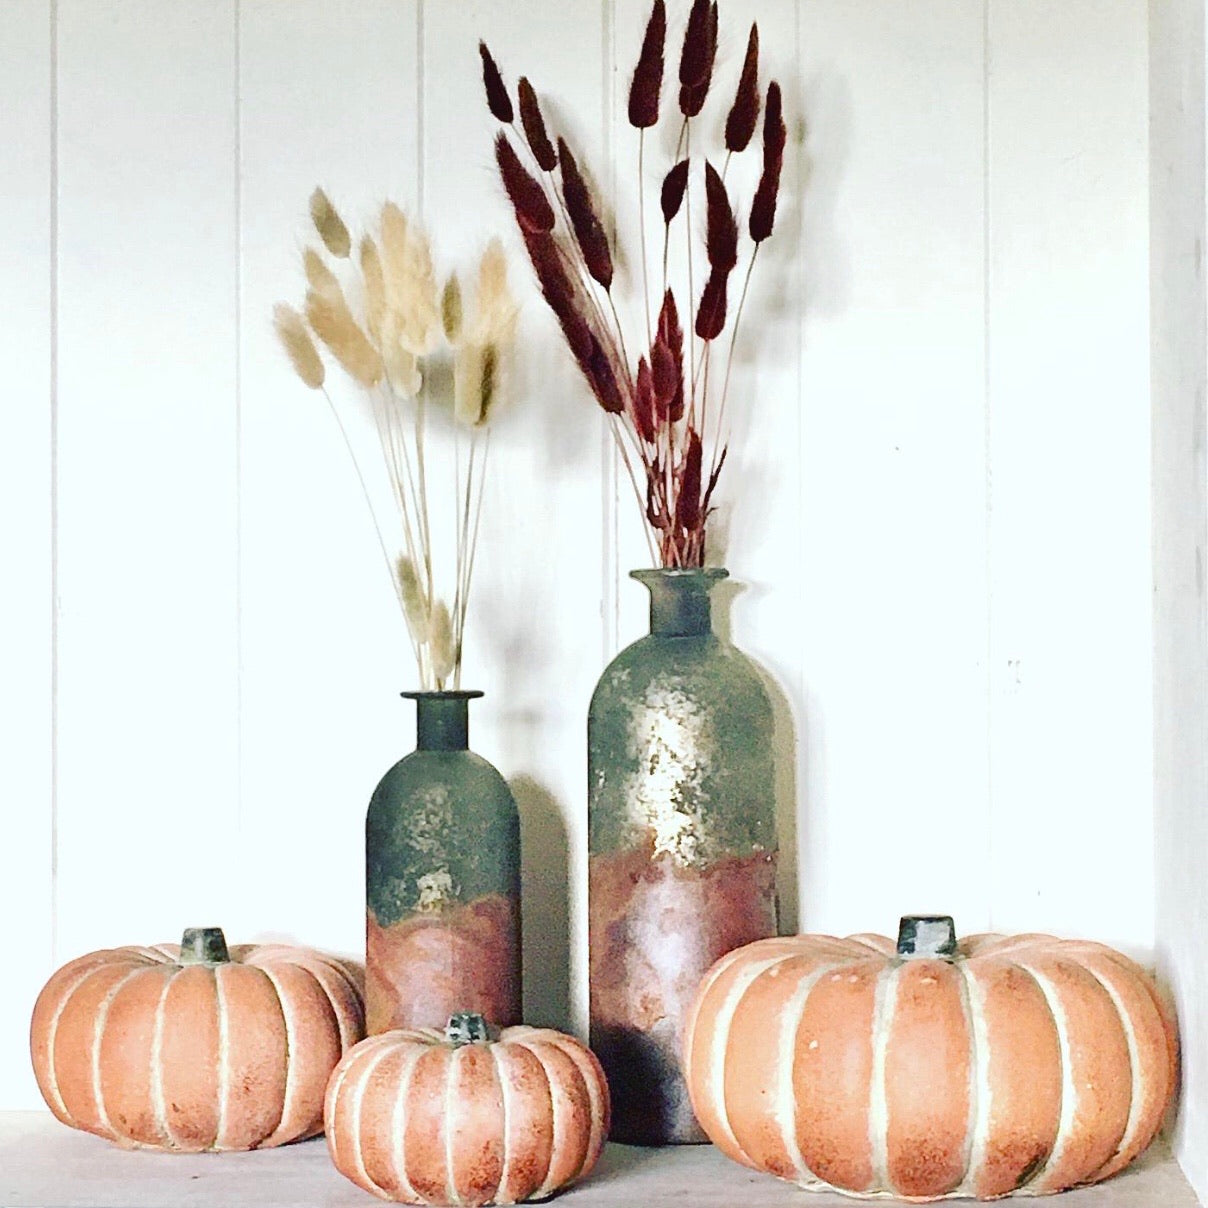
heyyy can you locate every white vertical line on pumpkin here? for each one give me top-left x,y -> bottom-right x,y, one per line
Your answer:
488,1043 -> 512,1202
1082,961 -> 1143,1176
213,963 -> 231,1150
326,1034 -> 390,1183
257,963 -> 295,1147
701,953 -> 799,1165
776,961 -> 836,1189
89,967 -> 145,1143
351,1036 -> 402,1198
1016,962 -> 1076,1192
867,961 -> 901,1194
295,955 -> 361,1053
444,1044 -> 464,1207
954,960 -> 991,1197
39,963 -> 109,1127
389,1041 -> 425,1202
530,1043 -> 563,1200
149,968 -> 174,1148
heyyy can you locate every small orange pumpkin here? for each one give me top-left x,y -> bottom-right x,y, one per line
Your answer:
30,927 -> 365,1151
683,916 -> 1178,1201
325,1013 -> 610,1206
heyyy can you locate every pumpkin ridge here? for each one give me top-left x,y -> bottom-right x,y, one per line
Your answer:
1077,961 -> 1146,1182
389,1041 -> 426,1202
35,960 -> 114,1128
325,1033 -> 395,1175
355,1038 -> 405,1198
545,1035 -> 609,1179
292,954 -> 365,1053
710,953 -> 801,1167
147,968 -> 174,1148
90,966 -> 148,1143
538,1038 -> 593,1186
254,963 -> 295,1148
781,959 -> 843,1188
487,1042 -> 511,1203
1010,959 -> 1073,1191
525,1041 -> 562,1199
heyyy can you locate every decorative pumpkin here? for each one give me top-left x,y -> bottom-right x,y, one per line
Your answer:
30,926 -> 365,1152
325,1013 -> 609,1206
683,915 -> 1178,1201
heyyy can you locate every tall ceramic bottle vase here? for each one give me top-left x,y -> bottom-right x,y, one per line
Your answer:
366,690 -> 521,1034
588,568 -> 779,1144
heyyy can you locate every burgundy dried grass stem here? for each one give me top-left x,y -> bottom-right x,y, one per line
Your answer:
518,78 -> 557,171
725,25 -> 761,155
479,42 -> 513,122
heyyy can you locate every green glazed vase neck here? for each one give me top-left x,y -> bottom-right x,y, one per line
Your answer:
404,691 -> 483,751
632,568 -> 728,637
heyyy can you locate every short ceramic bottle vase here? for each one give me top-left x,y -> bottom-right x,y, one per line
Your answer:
365,690 -> 521,1035
588,568 -> 779,1144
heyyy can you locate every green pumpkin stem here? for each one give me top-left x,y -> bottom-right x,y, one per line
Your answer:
179,927 -> 231,964
896,915 -> 958,960
446,1012 -> 494,1046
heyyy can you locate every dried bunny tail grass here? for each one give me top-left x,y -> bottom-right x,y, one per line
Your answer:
750,80 -> 786,243
360,236 -> 387,340
558,137 -> 613,290
428,600 -> 456,687
694,266 -> 728,341
725,24 -> 761,153
381,319 -> 423,397
442,273 -> 464,343
304,247 -> 342,301
628,0 -> 665,129
704,161 -> 737,272
397,556 -> 430,645
305,288 -> 383,388
496,133 -> 555,234
479,41 -> 514,123
273,303 -> 325,389
398,224 -> 441,354
678,0 -> 717,117
309,187 -> 351,258
473,239 -> 517,342
454,341 -> 504,427
661,159 -> 689,225
518,78 -> 558,171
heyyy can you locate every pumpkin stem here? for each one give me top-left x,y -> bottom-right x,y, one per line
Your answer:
445,1012 -> 494,1046
896,915 -> 958,959
179,927 -> 231,964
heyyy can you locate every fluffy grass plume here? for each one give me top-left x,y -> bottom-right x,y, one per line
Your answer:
310,187 -> 351,258
305,289 -> 383,388
274,303 -> 325,389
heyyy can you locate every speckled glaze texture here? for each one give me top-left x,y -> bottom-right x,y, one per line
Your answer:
29,937 -> 365,1151
324,1024 -> 610,1205
366,692 -> 521,1034
588,569 -> 779,1145
682,929 -> 1180,1200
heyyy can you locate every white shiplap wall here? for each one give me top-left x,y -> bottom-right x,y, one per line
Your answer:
3,0 -> 1186,1162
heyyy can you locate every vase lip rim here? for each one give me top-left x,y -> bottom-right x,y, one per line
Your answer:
400,689 -> 485,701
630,566 -> 729,582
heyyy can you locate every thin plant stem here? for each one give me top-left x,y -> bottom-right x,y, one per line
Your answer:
715,244 -> 760,479
639,130 -> 652,348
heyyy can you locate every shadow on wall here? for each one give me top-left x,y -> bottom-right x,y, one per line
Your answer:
712,580 -> 801,938
511,773 -> 572,1031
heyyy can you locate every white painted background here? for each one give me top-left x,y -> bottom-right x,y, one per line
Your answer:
2,0 -> 1204,1198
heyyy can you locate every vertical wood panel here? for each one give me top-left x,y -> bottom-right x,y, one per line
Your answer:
0,0 -> 53,1112
795,1 -> 990,937
987,0 -> 1153,952
1150,0 -> 1208,1197
237,0 -> 420,954
422,0 -> 609,1033
54,1 -> 240,956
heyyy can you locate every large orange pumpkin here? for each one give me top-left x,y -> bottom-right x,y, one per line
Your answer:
683,916 -> 1178,1201
325,1013 -> 609,1205
30,927 -> 365,1151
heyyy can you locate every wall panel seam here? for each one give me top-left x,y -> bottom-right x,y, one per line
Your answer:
49,0 -> 60,969
982,0 -> 994,933
235,0 -> 244,838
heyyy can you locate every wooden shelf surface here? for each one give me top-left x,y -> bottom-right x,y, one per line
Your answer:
0,1111 -> 1199,1207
